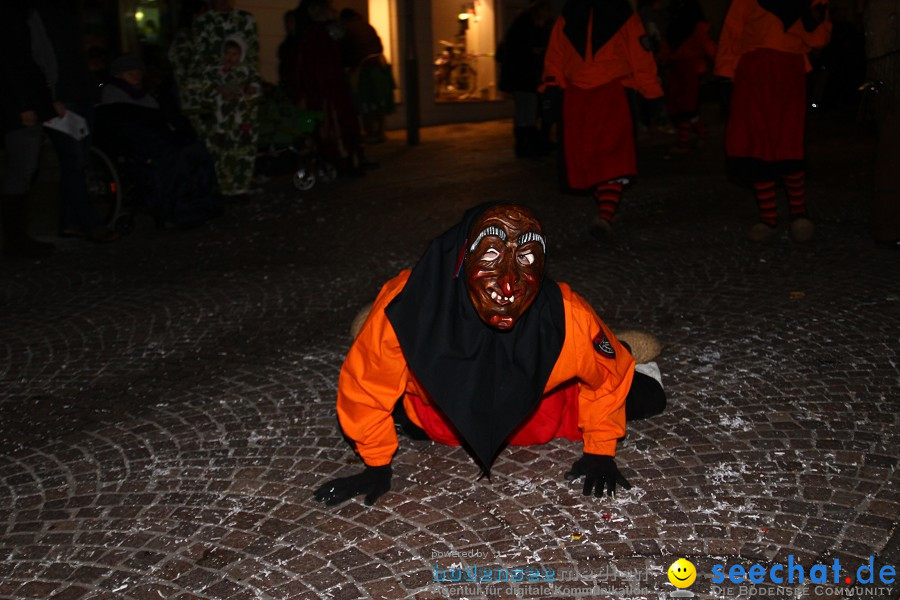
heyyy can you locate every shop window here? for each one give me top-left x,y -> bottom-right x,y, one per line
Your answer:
432,0 -> 497,102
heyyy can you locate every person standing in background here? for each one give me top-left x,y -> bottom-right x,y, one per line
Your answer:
496,1 -> 555,158
278,10 -> 300,98
292,0 -> 364,176
0,1 -> 56,259
34,0 -> 118,242
203,36 -> 262,196
658,0 -> 716,153
715,0 -> 831,243
167,0 -> 209,118
541,0 -> 663,241
181,0 -> 261,196
339,8 -> 396,145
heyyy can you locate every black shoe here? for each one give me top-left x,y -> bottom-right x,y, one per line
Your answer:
392,402 -> 430,440
589,219 -> 616,244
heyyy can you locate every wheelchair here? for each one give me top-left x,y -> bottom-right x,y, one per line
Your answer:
89,101 -> 221,231
85,146 -> 135,234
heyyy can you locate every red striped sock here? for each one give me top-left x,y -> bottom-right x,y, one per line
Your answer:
593,181 -> 624,222
677,121 -> 691,148
783,170 -> 806,219
753,181 -> 778,226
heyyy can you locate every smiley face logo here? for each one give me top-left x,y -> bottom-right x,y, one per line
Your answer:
667,558 -> 697,588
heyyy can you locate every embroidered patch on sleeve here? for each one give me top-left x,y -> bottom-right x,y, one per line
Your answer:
593,331 -> 616,359
639,35 -> 653,51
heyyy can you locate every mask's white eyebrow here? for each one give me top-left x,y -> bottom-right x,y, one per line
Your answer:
517,231 -> 546,253
469,226 -> 507,252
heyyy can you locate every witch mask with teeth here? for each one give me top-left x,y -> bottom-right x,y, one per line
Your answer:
463,205 -> 547,331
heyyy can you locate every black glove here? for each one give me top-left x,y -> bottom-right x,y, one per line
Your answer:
565,453 -> 631,498
313,465 -> 392,506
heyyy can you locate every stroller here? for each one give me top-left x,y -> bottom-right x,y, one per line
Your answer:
256,87 -> 335,191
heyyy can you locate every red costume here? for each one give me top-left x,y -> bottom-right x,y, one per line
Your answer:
715,0 -> 831,180
338,270 -> 634,467
542,0 -> 662,191
314,204 -> 665,507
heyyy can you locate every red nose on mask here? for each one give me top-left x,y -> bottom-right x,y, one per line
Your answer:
498,268 -> 516,296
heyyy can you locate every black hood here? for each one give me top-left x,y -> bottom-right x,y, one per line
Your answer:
385,202 -> 566,471
562,0 -> 634,60
665,0 -> 705,52
758,0 -> 804,31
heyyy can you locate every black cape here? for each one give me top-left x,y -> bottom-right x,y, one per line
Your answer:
385,203 -> 566,471
562,0 -> 634,60
758,0 -> 804,31
665,0 -> 705,53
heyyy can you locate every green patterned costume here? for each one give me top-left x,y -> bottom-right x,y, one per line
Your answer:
170,9 -> 261,195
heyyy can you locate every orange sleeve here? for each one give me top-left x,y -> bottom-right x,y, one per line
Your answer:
559,287 -> 634,457
620,14 -> 663,99
336,272 -> 412,467
714,0 -> 749,78
540,17 -> 569,91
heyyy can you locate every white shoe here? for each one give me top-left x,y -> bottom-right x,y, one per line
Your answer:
635,361 -> 663,388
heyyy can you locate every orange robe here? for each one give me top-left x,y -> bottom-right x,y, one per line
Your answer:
541,13 -> 662,98
714,0 -> 831,176
540,12 -> 662,188
714,0 -> 831,79
337,271 -> 635,467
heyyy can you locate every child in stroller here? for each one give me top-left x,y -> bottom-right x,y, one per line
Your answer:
255,85 -> 335,191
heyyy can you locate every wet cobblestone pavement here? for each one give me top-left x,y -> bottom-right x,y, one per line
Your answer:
1,111 -> 898,600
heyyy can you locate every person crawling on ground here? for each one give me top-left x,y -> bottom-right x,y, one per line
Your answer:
313,202 -> 666,506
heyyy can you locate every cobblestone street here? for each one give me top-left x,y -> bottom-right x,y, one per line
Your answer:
1,110 -> 898,600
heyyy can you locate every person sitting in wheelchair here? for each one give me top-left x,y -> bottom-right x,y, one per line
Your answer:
95,54 -> 223,229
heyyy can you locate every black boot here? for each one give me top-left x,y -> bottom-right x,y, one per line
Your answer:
514,126 -> 544,158
1,194 -> 54,259
514,126 -> 528,158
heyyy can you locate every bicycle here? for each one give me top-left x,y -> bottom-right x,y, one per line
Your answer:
434,40 -> 478,100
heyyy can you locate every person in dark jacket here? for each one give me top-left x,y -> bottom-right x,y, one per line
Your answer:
34,0 -> 118,242
497,1 -> 555,157
340,9 -> 395,144
0,1 -> 56,258
94,55 -> 222,230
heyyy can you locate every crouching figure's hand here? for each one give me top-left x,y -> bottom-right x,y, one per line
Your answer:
313,464 -> 392,506
565,453 -> 631,498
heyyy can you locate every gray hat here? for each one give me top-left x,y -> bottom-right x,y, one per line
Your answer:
110,54 -> 144,75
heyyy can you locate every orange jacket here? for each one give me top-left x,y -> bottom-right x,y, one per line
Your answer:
714,0 -> 832,79
337,271 -> 635,466
541,13 -> 663,99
